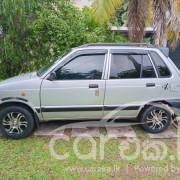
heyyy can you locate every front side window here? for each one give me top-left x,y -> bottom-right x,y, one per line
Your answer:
56,54 -> 105,80
149,51 -> 171,77
37,50 -> 72,76
110,54 -> 156,79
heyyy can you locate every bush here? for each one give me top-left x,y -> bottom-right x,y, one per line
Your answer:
30,0 -> 89,68
0,0 -> 36,79
0,0 -> 88,79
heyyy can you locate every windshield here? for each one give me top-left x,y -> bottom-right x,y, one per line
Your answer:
37,50 -> 72,76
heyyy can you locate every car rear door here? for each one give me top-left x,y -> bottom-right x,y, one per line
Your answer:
40,49 -> 108,120
103,49 -> 162,119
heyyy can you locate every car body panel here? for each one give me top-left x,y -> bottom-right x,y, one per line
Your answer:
0,72 -> 43,120
103,78 -> 163,118
40,79 -> 106,120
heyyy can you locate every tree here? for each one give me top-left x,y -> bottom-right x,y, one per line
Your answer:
0,0 -> 36,78
91,0 -> 180,48
0,0 -> 92,79
0,0 -> 52,79
29,0 -> 88,68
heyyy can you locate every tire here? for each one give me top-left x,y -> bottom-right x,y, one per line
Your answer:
141,105 -> 171,134
0,106 -> 34,139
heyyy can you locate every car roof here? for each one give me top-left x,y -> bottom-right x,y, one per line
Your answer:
78,43 -> 154,48
75,43 -> 169,57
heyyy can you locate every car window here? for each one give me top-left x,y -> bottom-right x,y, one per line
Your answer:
55,54 -> 105,80
110,54 -> 156,79
149,51 -> 171,77
142,55 -> 156,78
37,50 -> 72,76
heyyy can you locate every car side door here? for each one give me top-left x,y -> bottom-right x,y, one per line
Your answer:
103,49 -> 162,119
40,49 -> 108,120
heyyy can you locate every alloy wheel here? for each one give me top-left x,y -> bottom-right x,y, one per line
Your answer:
2,112 -> 28,134
146,109 -> 169,130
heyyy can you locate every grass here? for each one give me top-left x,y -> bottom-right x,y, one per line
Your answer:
0,128 -> 180,180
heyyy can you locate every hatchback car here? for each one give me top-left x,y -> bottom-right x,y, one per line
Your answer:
0,43 -> 179,139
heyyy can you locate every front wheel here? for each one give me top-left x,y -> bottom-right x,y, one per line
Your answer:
0,106 -> 34,139
141,106 -> 171,134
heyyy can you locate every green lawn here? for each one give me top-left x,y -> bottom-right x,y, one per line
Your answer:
0,127 -> 179,180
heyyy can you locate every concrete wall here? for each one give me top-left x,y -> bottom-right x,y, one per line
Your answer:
71,0 -> 92,9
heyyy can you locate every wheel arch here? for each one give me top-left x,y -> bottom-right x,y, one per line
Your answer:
137,100 -> 175,120
0,101 -> 40,128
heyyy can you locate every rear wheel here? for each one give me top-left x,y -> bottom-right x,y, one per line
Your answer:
0,106 -> 34,139
141,106 -> 171,133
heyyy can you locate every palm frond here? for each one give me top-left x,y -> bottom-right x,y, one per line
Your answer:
145,0 -> 153,26
177,0 -> 180,10
127,0 -> 148,42
152,0 -> 167,47
91,0 -> 122,23
167,0 -> 180,49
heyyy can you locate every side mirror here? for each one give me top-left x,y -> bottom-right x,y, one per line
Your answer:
47,72 -> 57,81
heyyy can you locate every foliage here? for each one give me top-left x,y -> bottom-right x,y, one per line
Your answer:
0,0 -> 36,79
111,0 -> 152,27
29,0 -> 88,69
91,0 -> 122,23
0,0 -> 57,79
146,0 -> 153,27
106,32 -> 128,43
143,37 -> 151,43
91,0 -> 180,48
0,0 -> 128,79
167,0 -> 180,49
82,6 -> 128,43
82,6 -> 107,42
110,0 -> 129,26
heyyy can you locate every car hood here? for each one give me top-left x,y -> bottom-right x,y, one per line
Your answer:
0,72 -> 37,86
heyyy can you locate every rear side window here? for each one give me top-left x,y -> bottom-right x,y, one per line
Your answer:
110,54 -> 156,79
142,55 -> 156,78
149,51 -> 171,77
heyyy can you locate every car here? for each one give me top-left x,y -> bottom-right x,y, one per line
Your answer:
0,43 -> 179,139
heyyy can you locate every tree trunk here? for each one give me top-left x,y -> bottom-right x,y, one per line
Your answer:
152,0 -> 167,47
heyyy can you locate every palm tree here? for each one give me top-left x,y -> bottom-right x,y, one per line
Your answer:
91,0 -> 180,48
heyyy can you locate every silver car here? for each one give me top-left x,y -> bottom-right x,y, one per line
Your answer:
0,43 -> 179,139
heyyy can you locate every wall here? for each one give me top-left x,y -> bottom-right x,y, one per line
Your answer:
71,0 -> 92,9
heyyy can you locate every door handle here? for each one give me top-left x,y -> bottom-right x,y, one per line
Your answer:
89,84 -> 99,88
146,83 -> 155,87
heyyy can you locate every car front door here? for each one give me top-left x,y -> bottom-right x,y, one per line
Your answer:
104,49 -> 162,119
40,49 -> 107,120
